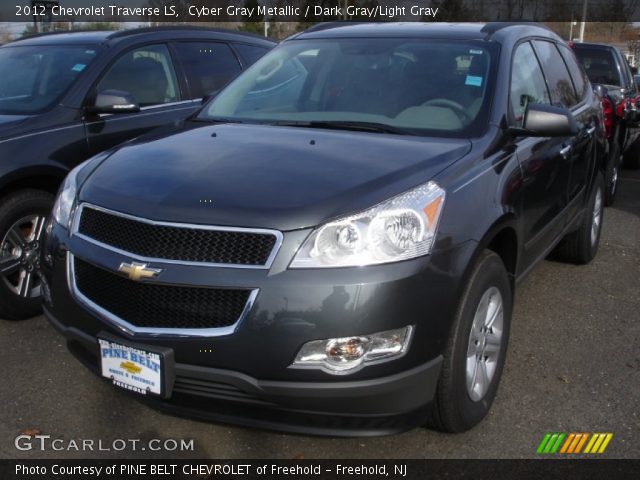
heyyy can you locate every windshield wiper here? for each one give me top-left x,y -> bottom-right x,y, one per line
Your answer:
272,120 -> 411,135
191,116 -> 247,124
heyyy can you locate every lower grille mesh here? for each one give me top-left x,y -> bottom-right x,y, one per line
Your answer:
73,258 -> 252,330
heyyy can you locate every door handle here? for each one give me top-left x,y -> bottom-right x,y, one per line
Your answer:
560,145 -> 572,158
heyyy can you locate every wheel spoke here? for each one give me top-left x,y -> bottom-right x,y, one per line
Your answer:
477,359 -> 489,395
32,216 -> 47,242
18,271 -> 33,298
485,302 -> 502,330
0,257 -> 21,276
484,335 -> 501,356
6,226 -> 26,248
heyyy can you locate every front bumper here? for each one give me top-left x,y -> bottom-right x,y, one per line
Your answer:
41,220 -> 476,435
46,306 -> 441,436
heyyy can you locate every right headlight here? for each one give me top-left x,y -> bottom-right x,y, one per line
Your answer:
290,181 -> 445,268
52,163 -> 83,230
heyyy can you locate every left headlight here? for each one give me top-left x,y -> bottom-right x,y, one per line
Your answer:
290,181 -> 445,268
52,164 -> 83,230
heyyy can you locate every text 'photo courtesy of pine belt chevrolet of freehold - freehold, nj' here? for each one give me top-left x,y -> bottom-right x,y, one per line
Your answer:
0,1 -> 638,479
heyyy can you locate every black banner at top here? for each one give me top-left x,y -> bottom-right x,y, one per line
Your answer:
1,0 -> 640,23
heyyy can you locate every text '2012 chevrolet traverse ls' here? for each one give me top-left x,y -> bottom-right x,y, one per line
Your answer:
42,23 -> 606,436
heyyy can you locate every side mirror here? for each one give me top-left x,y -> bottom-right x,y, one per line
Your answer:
86,89 -> 140,114
511,104 -> 578,137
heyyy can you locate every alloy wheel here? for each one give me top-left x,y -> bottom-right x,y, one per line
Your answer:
466,286 -> 504,402
0,215 -> 46,298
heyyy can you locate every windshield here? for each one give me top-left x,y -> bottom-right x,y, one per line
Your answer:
0,45 -> 98,114
200,38 -> 495,136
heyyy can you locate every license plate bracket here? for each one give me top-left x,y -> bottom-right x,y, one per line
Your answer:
97,332 -> 175,399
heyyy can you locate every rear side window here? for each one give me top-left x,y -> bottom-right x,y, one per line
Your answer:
573,47 -> 621,87
234,43 -> 271,66
97,44 -> 180,107
558,44 -> 589,101
533,40 -> 578,108
510,42 -> 551,126
174,42 -> 241,99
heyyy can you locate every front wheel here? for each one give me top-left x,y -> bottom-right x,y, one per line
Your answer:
427,250 -> 512,432
0,189 -> 54,320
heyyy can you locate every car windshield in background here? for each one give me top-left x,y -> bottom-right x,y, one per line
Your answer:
573,48 -> 620,86
201,39 -> 495,137
0,45 -> 98,114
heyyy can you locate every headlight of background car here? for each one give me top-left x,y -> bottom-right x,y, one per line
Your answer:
291,181 -> 445,268
52,164 -> 83,230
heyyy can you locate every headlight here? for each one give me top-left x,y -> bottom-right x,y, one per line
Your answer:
52,164 -> 83,229
291,326 -> 413,375
291,181 -> 445,268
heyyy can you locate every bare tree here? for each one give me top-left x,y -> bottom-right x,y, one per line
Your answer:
0,24 -> 11,44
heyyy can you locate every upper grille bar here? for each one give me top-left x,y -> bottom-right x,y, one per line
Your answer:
72,203 -> 283,269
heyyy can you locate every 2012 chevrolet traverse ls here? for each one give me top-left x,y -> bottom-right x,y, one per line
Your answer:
41,23 -> 607,436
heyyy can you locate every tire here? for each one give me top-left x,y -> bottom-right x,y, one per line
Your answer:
428,250 -> 512,433
554,172 -> 604,265
604,145 -> 620,206
0,189 -> 54,320
624,141 -> 640,169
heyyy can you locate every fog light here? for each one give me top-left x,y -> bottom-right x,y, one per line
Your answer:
292,326 -> 413,375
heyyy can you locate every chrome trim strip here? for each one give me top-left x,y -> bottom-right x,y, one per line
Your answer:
67,253 -> 258,338
71,203 -> 284,270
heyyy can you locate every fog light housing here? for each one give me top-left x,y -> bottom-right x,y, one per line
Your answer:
291,326 -> 413,375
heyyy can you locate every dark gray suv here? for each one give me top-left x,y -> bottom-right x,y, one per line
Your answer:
42,23 -> 606,436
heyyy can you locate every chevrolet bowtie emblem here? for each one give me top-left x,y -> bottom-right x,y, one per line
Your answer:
118,262 -> 162,282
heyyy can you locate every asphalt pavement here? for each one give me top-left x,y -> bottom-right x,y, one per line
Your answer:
1,170 -> 638,460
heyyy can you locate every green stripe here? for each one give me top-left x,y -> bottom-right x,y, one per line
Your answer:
544,434 -> 559,453
537,433 -> 552,454
550,433 -> 566,453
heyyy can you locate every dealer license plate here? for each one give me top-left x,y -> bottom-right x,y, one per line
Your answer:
98,338 -> 163,396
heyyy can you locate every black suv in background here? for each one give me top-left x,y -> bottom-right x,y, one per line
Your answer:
0,27 -> 275,319
572,42 -> 640,202
43,23 -> 606,436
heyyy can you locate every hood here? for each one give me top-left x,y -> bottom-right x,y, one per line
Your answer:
80,123 -> 471,231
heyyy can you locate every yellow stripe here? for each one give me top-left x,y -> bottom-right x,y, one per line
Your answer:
598,433 -> 613,454
560,433 -> 576,454
574,433 -> 589,453
567,434 -> 582,454
590,433 -> 606,454
583,433 -> 598,454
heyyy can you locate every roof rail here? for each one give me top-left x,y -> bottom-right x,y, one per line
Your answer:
481,21 -> 552,36
107,25 -> 272,42
302,22 -> 366,34
11,29 -> 110,42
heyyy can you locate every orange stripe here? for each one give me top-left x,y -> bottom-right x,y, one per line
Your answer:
567,434 -> 582,453
560,433 -> 576,454
574,433 -> 589,453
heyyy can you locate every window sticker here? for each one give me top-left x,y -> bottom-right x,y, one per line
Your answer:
465,75 -> 483,87
469,49 -> 483,55
71,64 -> 86,72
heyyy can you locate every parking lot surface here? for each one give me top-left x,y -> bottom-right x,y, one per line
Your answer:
1,170 -> 638,459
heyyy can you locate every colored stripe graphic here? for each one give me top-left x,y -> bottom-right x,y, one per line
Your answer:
538,433 -> 613,454
584,433 -> 613,454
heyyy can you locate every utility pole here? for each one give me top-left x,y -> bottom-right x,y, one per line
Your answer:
579,0 -> 588,42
